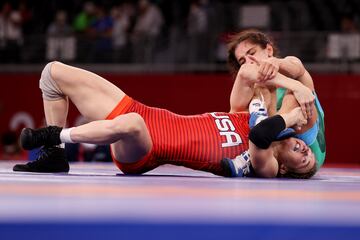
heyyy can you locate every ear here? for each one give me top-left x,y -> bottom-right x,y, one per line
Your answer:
266,43 -> 274,57
279,163 -> 288,175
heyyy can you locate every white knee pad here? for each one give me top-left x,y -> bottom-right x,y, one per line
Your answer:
39,61 -> 65,101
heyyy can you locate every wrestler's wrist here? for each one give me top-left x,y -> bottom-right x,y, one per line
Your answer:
280,111 -> 297,128
288,78 -> 303,92
276,57 -> 284,70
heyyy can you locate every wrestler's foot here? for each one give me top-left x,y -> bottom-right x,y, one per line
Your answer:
13,146 -> 69,173
221,151 -> 252,177
20,126 -> 62,150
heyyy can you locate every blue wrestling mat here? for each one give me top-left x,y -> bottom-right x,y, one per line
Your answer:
1,161 -> 360,240
2,222 -> 360,240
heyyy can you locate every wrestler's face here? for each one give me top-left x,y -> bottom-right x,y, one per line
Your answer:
234,40 -> 273,67
278,138 -> 316,174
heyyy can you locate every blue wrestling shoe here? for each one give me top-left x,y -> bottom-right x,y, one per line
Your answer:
248,98 -> 268,129
221,151 -> 251,177
13,146 -> 69,173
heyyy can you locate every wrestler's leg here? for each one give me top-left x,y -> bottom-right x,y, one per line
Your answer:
14,112 -> 152,172
44,98 -> 69,127
41,61 -> 125,126
229,67 -> 255,113
13,62 -> 128,172
69,113 -> 153,164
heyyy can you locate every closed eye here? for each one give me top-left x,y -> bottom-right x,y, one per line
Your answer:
238,58 -> 245,66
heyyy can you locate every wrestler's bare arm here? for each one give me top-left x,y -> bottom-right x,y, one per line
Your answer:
248,142 -> 278,178
276,56 -> 316,95
260,56 -> 316,125
229,68 -> 256,113
278,56 -> 305,79
248,55 -> 315,101
264,73 -> 314,118
232,62 -> 314,118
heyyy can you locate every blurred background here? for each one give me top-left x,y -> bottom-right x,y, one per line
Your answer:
0,0 -> 359,165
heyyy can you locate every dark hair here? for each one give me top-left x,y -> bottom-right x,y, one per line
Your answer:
277,163 -> 318,179
227,29 -> 278,78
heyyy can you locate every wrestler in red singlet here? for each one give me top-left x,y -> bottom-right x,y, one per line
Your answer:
106,96 -> 250,176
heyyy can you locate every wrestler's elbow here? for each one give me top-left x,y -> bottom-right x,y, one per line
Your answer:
284,56 -> 306,79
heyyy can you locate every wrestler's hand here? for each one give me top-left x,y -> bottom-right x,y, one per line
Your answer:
292,107 -> 308,130
283,107 -> 307,130
292,84 -> 315,119
248,55 -> 280,82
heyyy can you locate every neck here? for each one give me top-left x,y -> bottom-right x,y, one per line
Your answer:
271,142 -> 282,163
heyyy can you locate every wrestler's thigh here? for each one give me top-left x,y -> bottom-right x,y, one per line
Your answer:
51,62 -> 125,120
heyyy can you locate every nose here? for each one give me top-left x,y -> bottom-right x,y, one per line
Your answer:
301,144 -> 309,153
244,55 -> 254,64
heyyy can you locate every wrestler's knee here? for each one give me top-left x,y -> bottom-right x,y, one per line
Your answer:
111,113 -> 146,137
46,61 -> 65,82
39,61 -> 65,101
